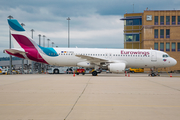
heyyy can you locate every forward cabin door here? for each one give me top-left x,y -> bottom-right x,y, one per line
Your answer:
151,51 -> 157,62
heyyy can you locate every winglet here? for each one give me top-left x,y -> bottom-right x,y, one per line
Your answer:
8,19 -> 25,31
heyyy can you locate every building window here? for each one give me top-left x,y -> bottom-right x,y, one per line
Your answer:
166,42 -> 170,51
178,16 -> 180,25
154,43 -> 158,50
126,20 -> 133,25
125,34 -> 139,42
160,43 -> 164,51
172,16 -> 176,25
172,42 -> 176,51
166,29 -> 170,38
160,16 -> 164,25
166,16 -> 170,25
178,43 -> 180,51
154,29 -> 158,38
154,16 -> 158,25
126,19 -> 142,26
160,29 -> 164,38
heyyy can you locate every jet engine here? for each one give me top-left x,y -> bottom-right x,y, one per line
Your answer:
108,63 -> 126,73
77,62 -> 94,68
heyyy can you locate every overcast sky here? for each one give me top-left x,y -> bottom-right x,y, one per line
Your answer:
0,0 -> 180,57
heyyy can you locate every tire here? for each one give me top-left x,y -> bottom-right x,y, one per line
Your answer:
92,71 -> 97,76
76,73 -> 79,75
53,69 -> 59,74
151,73 -> 155,77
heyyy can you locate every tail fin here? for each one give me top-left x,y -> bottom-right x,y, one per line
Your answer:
8,19 -> 37,49
7,19 -> 48,64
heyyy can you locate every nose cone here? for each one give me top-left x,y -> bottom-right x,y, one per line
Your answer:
172,58 -> 177,66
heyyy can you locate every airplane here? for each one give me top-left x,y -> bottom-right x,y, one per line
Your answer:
4,19 -> 177,76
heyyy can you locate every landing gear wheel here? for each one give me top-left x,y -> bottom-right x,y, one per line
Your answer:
151,73 -> 155,77
54,69 -> 59,74
92,71 -> 97,76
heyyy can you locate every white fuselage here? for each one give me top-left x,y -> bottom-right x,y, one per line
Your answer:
39,48 -> 177,68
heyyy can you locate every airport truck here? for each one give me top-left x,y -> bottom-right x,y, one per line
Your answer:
74,68 -> 85,75
47,67 -> 69,74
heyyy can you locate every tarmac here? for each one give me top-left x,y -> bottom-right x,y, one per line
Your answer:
0,73 -> 180,120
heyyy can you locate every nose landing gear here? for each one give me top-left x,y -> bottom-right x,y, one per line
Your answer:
149,68 -> 160,77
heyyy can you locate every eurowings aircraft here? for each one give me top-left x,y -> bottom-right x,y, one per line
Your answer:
4,19 -> 177,76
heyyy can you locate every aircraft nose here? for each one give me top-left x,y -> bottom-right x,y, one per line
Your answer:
172,58 -> 177,66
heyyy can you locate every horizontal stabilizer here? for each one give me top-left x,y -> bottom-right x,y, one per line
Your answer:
4,48 -> 27,54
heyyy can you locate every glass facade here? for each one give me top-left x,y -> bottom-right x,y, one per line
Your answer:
154,29 -> 158,38
166,42 -> 170,51
160,16 -> 164,25
166,16 -> 170,25
125,34 -> 139,42
154,43 -> 158,50
126,19 -> 142,26
172,42 -> 176,51
160,43 -> 164,51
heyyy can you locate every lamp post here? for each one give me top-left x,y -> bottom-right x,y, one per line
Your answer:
67,17 -> 70,48
7,15 -> 13,75
43,35 -> 45,47
31,29 -> 34,39
38,34 -> 41,73
52,42 -> 54,47
21,23 -> 25,74
47,39 -> 50,47
38,34 -> 41,46
31,29 -> 34,74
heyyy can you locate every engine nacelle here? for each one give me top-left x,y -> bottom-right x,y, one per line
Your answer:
77,62 -> 94,68
108,63 -> 126,73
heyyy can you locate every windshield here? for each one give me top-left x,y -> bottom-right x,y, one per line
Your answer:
162,54 -> 170,57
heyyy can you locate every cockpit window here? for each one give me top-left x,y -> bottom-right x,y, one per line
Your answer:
162,54 -> 169,57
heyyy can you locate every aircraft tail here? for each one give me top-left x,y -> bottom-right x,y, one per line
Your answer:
5,19 -> 48,63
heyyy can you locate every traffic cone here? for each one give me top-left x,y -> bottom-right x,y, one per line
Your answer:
128,73 -> 130,77
170,73 -> 172,77
125,71 -> 127,76
73,72 -> 75,77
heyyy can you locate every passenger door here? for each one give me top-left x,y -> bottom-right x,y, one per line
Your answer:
151,51 -> 157,62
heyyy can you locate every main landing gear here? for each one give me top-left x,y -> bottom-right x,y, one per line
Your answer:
92,71 -> 98,76
92,65 -> 102,76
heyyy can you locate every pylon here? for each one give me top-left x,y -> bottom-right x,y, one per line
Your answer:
73,72 -> 75,77
125,71 -> 127,76
128,73 -> 130,77
170,73 -> 172,77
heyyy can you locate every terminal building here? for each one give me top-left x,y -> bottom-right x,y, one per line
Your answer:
120,10 -> 180,72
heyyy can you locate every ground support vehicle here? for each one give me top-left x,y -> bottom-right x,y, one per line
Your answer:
47,67 -> 68,74
129,68 -> 144,73
75,69 -> 85,75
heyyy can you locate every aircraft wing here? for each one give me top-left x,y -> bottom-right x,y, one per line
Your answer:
75,54 -> 108,64
75,54 -> 127,66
